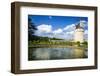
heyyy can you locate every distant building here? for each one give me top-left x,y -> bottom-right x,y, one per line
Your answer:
74,20 -> 84,43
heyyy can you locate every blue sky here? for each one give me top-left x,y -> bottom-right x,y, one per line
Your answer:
28,15 -> 88,40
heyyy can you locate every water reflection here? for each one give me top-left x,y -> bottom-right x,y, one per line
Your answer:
72,48 -> 87,58
28,48 -> 87,60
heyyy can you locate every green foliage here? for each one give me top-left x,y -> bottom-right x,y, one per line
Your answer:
76,41 -> 80,47
82,41 -> 88,45
81,41 -> 88,48
28,18 -> 37,41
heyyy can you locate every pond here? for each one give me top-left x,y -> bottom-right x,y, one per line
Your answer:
28,47 -> 88,61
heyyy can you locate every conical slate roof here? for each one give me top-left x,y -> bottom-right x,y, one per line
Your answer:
75,22 -> 83,29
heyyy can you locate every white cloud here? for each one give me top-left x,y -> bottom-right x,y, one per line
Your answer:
37,24 -> 52,33
84,30 -> 88,41
35,24 -> 52,36
53,29 -> 63,34
80,20 -> 87,23
80,20 -> 88,29
84,30 -> 88,35
60,24 -> 75,40
63,24 -> 75,32
66,31 -> 74,35
35,24 -> 75,40
34,22 -> 88,40
52,26 -> 73,39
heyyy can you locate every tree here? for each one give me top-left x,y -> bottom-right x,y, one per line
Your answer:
28,18 -> 37,41
76,41 -> 80,47
82,41 -> 88,47
82,41 -> 87,45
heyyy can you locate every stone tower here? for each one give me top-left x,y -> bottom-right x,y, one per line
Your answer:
74,20 -> 84,43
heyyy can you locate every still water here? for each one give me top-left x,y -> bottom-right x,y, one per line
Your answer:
28,48 -> 87,60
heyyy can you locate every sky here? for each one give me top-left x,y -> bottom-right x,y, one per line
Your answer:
28,15 -> 88,40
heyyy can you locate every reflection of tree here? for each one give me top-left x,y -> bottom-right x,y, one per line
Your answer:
28,18 -> 37,41
73,48 -> 85,58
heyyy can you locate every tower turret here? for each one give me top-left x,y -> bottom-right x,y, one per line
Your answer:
74,20 -> 84,43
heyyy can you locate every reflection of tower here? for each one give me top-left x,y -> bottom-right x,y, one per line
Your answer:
74,20 -> 84,43
72,48 -> 85,58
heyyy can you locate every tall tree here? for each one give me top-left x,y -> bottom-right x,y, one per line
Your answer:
28,18 -> 37,41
